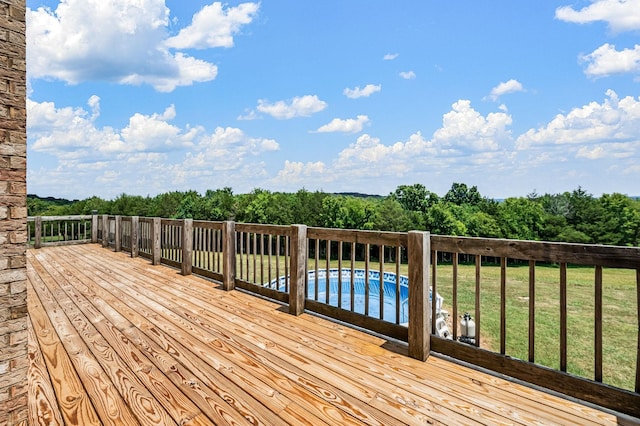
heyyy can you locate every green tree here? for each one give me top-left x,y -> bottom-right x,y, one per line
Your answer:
444,182 -> 482,206
425,202 -> 467,235
390,184 -> 438,213
151,191 -> 189,218
291,189 -> 328,226
374,198 -> 423,231
498,198 -> 545,240
202,187 -> 237,221
598,193 -> 640,246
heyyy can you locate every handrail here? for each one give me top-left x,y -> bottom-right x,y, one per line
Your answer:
28,214 -> 640,418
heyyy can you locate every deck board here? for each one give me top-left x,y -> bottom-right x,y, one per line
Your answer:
26,245 -> 638,426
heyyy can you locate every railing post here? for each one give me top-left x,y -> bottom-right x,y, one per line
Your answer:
91,214 -> 98,243
408,230 -> 431,361
34,216 -> 42,249
131,216 -> 139,258
101,215 -> 109,248
289,224 -> 307,316
181,218 -> 193,275
222,220 -> 236,291
152,218 -> 161,265
114,215 -> 122,252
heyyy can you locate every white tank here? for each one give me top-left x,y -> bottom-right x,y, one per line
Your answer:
460,312 -> 475,338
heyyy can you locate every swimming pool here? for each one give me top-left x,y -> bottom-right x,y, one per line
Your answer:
270,268 -> 443,325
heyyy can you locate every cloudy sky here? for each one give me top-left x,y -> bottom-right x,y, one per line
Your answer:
26,0 -> 640,200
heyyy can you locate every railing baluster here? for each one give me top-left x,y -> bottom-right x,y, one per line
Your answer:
338,241 -> 343,309
378,245 -> 384,320
529,260 -> 536,362
595,265 -> 603,382
245,232 -> 250,281
636,269 -> 640,393
326,240 -> 331,305
268,234 -> 272,287
285,235 -> 290,293
475,255 -> 481,347
395,246 -> 401,325
500,257 -> 507,355
260,233 -> 265,285
365,243 -> 370,316
314,239 -> 319,301
452,253 -> 458,339
350,242 -> 355,312
276,235 -> 281,290
432,250 -> 437,335
252,233 -> 257,283
560,262 -> 567,372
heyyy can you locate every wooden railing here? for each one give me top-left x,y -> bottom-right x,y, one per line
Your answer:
29,215 -> 640,417
27,215 -> 95,248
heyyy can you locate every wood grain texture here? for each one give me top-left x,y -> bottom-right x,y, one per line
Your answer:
25,245 -> 638,425
27,281 -> 102,426
27,316 -> 64,426
431,235 -> 640,268
307,227 -> 408,246
408,231 -> 430,361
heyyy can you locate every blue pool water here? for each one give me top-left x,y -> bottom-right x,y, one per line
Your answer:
270,269 -> 443,324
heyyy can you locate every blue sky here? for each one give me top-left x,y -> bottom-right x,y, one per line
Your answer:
26,0 -> 640,200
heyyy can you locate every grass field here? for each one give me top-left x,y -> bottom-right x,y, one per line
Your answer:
197,250 -> 638,391
434,262 -> 638,392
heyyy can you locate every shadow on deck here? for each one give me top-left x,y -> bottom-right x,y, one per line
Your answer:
27,245 -> 638,425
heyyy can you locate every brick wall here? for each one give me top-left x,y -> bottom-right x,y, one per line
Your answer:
0,0 -> 27,425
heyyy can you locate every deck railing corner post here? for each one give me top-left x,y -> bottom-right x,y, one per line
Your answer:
181,218 -> 193,275
91,214 -> 98,243
131,216 -> 139,258
34,215 -> 42,249
289,224 -> 308,316
408,230 -> 431,361
152,217 -> 161,265
114,215 -> 122,252
222,220 -> 236,291
101,215 -> 109,248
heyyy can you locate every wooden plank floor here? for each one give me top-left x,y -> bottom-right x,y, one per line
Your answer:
26,244 -> 638,426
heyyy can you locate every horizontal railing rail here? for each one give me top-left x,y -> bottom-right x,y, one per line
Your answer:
28,214 -> 640,418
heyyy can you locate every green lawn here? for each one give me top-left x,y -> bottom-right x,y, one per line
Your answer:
434,262 -> 637,391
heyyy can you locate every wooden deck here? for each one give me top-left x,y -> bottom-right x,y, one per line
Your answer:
26,245 -> 638,426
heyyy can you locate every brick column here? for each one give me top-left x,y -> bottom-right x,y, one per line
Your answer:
0,1 -> 27,425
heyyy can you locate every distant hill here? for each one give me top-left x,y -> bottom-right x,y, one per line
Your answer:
27,194 -> 77,205
333,192 -> 384,199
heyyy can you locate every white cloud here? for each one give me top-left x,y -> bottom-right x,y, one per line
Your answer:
329,102 -> 513,174
28,97 -> 198,157
399,71 -> 416,79
256,95 -> 328,119
383,53 -> 399,60
487,79 -> 524,101
516,90 -> 640,150
343,84 -> 381,99
275,160 -> 326,182
165,2 -> 259,49
26,0 -> 257,92
27,97 -> 279,197
556,0 -> 640,33
580,43 -> 640,78
433,100 -> 513,151
315,115 -> 370,133
237,109 -> 260,121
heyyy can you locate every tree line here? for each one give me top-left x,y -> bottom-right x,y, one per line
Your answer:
27,183 -> 640,246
